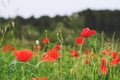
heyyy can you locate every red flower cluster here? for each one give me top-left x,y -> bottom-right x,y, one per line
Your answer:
14,50 -> 34,62
70,49 -> 79,57
75,27 -> 96,45
110,51 -> 120,66
2,45 -> 15,53
100,49 -> 120,66
75,37 -> 84,45
42,49 -> 60,62
100,58 -> 108,74
42,38 -> 50,44
80,28 -> 96,38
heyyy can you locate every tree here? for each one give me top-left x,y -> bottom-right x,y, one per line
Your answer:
83,9 -> 96,29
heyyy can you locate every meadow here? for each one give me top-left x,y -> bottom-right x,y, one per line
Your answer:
0,21 -> 120,80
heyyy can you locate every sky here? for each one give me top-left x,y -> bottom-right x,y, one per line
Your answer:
0,0 -> 120,18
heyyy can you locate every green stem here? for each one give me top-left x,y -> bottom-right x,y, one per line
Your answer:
21,63 -> 25,79
101,32 -> 104,48
0,20 -> 11,45
59,48 -> 62,80
0,27 -> 7,44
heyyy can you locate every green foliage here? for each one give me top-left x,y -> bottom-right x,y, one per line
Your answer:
1,9 -> 120,42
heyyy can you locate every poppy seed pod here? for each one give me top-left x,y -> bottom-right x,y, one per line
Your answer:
35,40 -> 39,45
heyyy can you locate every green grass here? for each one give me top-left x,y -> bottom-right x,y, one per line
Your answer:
0,36 -> 120,80
0,21 -> 120,80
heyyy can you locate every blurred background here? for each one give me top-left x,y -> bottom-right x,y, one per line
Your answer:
0,0 -> 120,45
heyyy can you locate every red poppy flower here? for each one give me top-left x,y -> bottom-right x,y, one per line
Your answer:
100,58 -> 108,74
85,59 -> 89,64
48,49 -> 60,59
42,49 -> 60,62
75,37 -> 84,45
54,44 -> 61,51
110,57 -> 120,66
36,45 -> 41,50
100,49 -> 112,56
105,49 -> 111,53
10,47 -> 15,51
42,38 -> 50,44
14,50 -> 34,62
105,49 -> 112,55
3,45 -> 15,52
84,49 -> 91,55
42,53 -> 56,62
3,45 -> 11,52
70,49 -> 78,57
30,77 -> 48,80
80,27 -> 96,38
112,51 -> 118,59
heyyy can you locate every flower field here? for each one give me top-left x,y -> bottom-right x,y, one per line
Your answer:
0,25 -> 120,80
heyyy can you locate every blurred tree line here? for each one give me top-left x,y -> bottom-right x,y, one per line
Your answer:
0,9 -> 120,44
